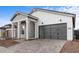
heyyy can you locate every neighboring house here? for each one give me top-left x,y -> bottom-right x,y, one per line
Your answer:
0,8 -> 76,40
4,24 -> 12,39
0,24 -> 12,40
0,27 -> 5,39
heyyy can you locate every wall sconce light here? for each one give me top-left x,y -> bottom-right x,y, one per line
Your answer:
59,19 -> 62,22
42,22 -> 43,24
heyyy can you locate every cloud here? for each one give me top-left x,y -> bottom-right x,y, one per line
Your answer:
43,6 -> 55,10
58,6 -> 79,14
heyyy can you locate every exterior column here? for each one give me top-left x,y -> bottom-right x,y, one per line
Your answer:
12,23 -> 14,39
17,21 -> 20,39
26,20 -> 29,40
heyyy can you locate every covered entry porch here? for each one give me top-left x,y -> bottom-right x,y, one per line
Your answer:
12,19 -> 36,40
11,13 -> 38,40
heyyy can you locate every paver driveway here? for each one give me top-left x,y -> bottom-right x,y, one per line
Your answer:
0,39 -> 66,53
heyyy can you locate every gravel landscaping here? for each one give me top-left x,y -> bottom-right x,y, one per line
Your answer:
60,40 -> 79,53
0,40 -> 19,48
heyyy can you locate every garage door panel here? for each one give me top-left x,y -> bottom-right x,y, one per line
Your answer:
39,26 -> 44,39
39,23 -> 67,40
51,24 -> 62,39
44,25 -> 51,39
57,23 -> 67,40
51,33 -> 57,39
51,25 -> 57,39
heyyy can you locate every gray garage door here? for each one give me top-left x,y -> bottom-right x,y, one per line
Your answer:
39,23 -> 67,40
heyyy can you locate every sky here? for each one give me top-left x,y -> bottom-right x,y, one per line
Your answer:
0,6 -> 79,29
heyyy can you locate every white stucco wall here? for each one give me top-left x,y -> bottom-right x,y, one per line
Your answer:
31,11 -> 74,40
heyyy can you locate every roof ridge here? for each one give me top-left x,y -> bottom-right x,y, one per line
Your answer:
32,8 -> 76,16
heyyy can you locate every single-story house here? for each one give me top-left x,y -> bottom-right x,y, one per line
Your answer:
0,8 -> 76,40
0,27 -> 5,39
10,8 -> 76,41
0,24 -> 12,40
4,24 -> 12,39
